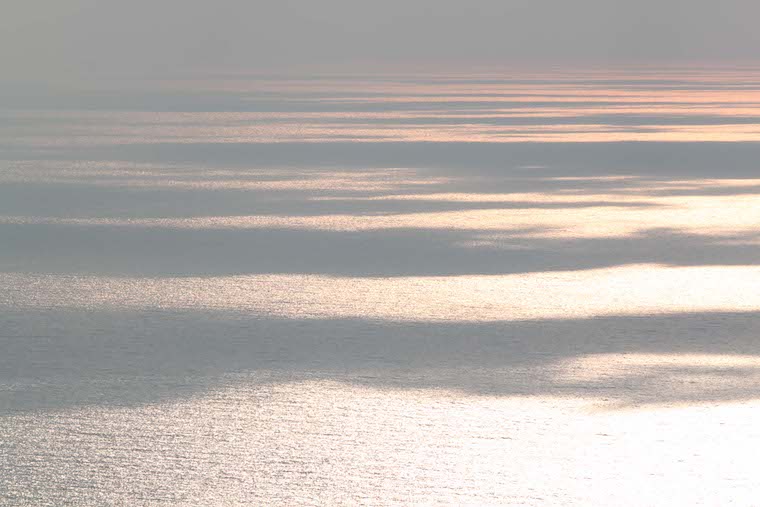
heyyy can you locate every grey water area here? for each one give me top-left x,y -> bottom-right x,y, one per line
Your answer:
2,73 -> 760,505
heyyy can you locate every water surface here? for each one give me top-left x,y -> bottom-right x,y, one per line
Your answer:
2,68 -> 760,505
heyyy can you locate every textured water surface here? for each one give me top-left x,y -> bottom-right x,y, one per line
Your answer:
2,68 -> 760,505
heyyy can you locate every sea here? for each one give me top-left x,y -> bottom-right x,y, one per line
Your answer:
2,67 -> 760,505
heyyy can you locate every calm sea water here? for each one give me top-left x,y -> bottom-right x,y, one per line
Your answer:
2,68 -> 760,505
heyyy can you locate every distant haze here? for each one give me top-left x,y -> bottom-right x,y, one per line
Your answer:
3,0 -> 760,81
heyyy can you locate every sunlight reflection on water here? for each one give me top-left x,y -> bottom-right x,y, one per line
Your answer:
4,381 -> 760,505
2,68 -> 760,505
7,67 -> 760,144
3,264 -> 760,321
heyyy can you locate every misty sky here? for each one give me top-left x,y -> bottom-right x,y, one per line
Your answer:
3,0 -> 760,80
